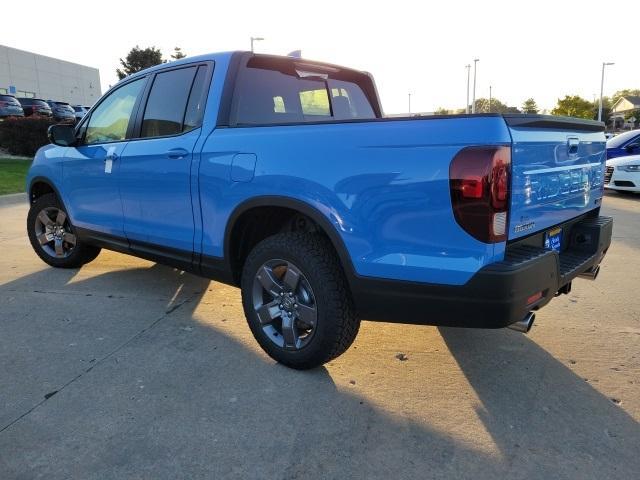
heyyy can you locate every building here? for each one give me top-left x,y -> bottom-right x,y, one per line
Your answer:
0,45 -> 101,106
611,95 -> 640,129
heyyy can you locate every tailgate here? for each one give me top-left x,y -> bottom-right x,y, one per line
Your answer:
505,115 -> 606,240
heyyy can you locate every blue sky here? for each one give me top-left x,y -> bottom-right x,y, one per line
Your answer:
4,0 -> 638,113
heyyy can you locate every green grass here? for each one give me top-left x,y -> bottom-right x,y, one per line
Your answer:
0,158 -> 32,195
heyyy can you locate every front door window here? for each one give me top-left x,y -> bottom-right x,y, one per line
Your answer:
85,78 -> 145,145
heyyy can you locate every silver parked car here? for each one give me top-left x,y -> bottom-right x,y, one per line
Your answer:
0,94 -> 25,119
71,105 -> 89,123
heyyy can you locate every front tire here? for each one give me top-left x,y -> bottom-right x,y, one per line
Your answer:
241,232 -> 360,369
27,193 -> 101,268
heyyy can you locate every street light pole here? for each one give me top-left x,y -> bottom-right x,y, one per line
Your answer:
408,93 -> 412,115
250,36 -> 264,53
471,58 -> 479,114
465,64 -> 471,114
598,61 -> 614,122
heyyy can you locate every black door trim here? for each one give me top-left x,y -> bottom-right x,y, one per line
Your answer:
75,227 -> 234,285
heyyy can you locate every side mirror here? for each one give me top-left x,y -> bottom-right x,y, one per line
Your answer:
47,124 -> 76,147
625,142 -> 639,152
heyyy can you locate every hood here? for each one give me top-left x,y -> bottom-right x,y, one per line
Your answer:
606,155 -> 640,167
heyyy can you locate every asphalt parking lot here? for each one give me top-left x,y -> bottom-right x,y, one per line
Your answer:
0,191 -> 639,479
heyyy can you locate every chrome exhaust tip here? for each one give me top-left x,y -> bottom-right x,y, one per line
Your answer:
579,265 -> 600,280
507,312 -> 535,333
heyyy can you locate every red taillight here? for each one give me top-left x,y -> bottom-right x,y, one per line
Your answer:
460,176 -> 483,198
450,146 -> 511,243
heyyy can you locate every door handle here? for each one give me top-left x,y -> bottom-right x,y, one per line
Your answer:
567,137 -> 579,156
166,148 -> 189,159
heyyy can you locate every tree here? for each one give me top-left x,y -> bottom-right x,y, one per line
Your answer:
116,46 -> 165,80
434,107 -> 451,115
171,47 -> 187,60
474,97 -> 512,114
521,98 -> 539,114
551,95 -> 593,119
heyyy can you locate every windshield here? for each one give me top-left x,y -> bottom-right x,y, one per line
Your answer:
607,130 -> 640,148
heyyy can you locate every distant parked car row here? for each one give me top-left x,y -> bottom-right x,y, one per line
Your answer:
0,94 -> 91,123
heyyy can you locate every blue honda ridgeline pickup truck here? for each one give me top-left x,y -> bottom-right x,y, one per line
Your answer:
27,52 -> 612,369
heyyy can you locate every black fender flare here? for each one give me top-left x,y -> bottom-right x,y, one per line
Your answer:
223,195 -> 358,282
28,176 -> 64,205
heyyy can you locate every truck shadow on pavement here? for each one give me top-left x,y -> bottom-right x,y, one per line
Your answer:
1,262 -> 639,479
439,326 -> 640,478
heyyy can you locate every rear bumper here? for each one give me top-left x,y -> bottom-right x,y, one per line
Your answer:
352,215 -> 612,328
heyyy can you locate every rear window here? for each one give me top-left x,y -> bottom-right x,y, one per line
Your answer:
51,102 -> 73,112
18,98 -> 49,107
232,56 -> 378,125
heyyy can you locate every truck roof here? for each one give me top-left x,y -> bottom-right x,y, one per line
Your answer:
119,51 -> 370,86
122,51 -> 238,84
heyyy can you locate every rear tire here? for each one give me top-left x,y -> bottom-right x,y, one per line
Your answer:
241,232 -> 360,369
27,193 -> 101,268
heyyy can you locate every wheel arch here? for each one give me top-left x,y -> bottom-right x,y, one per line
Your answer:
224,196 -> 357,285
28,176 -> 63,205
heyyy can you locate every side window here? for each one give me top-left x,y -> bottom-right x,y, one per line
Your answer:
84,78 -> 144,145
141,67 -> 196,138
183,66 -> 208,132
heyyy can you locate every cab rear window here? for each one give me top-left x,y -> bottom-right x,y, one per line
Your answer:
232,56 -> 378,125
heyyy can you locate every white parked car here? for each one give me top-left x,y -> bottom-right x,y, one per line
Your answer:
605,155 -> 640,193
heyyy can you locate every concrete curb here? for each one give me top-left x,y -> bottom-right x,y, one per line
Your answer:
0,192 -> 27,207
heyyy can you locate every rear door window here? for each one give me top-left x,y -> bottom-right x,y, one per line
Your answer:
140,67 -> 197,138
182,66 -> 208,132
